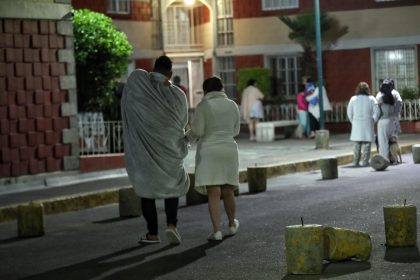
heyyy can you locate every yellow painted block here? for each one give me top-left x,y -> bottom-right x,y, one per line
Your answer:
17,202 -> 45,238
384,204 -> 417,247
324,226 -> 371,261
285,224 -> 324,274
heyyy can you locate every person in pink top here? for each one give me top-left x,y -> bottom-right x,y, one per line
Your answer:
296,84 -> 309,138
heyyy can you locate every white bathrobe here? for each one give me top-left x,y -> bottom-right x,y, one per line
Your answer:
121,69 -> 189,199
186,91 -> 240,194
347,95 -> 379,142
306,86 -> 332,120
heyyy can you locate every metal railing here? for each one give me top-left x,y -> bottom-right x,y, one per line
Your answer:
78,100 -> 420,155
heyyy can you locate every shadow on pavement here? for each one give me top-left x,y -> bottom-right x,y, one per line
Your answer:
281,260 -> 371,279
385,246 -> 420,263
92,216 -> 138,224
23,241 -> 220,280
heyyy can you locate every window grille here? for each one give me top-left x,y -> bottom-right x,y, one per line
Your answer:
151,0 -> 162,49
218,56 -> 236,99
262,0 -> 299,11
216,0 -> 234,46
373,47 -> 417,92
269,56 -> 302,98
107,0 -> 130,14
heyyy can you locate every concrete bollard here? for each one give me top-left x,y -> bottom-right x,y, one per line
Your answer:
186,173 -> 208,206
315,130 -> 329,149
319,157 -> 338,180
384,204 -> 417,247
285,224 -> 324,274
247,166 -> 267,193
17,202 -> 45,237
119,188 -> 141,218
323,227 -> 371,261
370,154 -> 390,171
412,144 -> 420,164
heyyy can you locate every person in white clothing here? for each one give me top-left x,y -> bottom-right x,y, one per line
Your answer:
305,80 -> 332,138
376,79 -> 397,161
347,82 -> 380,167
240,79 -> 264,141
186,76 -> 240,241
376,79 -> 402,137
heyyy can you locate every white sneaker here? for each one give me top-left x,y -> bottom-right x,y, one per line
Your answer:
165,228 -> 181,245
227,219 -> 239,236
207,231 -> 223,241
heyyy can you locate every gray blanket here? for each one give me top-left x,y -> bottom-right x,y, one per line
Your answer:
121,69 -> 189,199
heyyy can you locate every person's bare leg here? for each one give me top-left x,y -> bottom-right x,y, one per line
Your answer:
247,121 -> 254,140
221,185 -> 236,226
253,119 -> 259,140
207,186 -> 221,233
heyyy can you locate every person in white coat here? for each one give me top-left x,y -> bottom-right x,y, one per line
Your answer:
305,81 -> 332,138
347,82 -> 380,167
186,76 -> 240,241
240,79 -> 264,141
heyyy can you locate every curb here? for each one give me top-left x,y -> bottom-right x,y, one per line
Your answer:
0,144 -> 415,224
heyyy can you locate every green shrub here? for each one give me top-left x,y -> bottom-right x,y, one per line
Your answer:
400,87 -> 419,100
73,9 -> 133,119
236,68 -> 270,97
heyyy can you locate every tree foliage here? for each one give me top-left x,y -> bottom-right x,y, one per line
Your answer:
279,11 -> 348,77
73,9 -> 133,119
237,68 -> 271,97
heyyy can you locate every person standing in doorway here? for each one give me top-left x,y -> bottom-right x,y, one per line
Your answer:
240,79 -> 264,141
121,56 -> 189,245
347,82 -> 380,167
186,76 -> 240,241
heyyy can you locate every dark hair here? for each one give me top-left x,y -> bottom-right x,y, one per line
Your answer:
203,76 -> 223,93
153,56 -> 172,76
173,75 -> 181,84
380,79 -> 395,106
246,79 -> 256,87
298,83 -> 306,93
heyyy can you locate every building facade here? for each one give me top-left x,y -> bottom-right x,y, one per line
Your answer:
73,0 -> 420,104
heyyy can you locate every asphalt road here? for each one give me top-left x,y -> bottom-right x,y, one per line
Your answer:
1,154 -> 420,280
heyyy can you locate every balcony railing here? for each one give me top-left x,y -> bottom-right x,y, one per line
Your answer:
78,100 -> 420,155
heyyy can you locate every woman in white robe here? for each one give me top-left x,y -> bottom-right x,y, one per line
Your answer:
240,79 -> 264,141
186,76 -> 240,241
347,82 -> 379,166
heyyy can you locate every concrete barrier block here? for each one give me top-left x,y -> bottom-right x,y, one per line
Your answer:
285,224 -> 324,274
324,226 -> 371,261
118,188 -> 141,217
370,154 -> 390,171
247,166 -> 267,193
412,144 -> 420,164
186,174 -> 208,206
17,202 -> 45,237
315,130 -> 329,149
319,157 -> 338,180
384,204 -> 417,247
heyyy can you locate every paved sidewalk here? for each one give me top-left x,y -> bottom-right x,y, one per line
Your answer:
0,133 -> 418,221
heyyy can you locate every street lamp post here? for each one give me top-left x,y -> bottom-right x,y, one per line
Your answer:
314,0 -> 324,129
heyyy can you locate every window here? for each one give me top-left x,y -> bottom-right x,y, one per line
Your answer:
107,0 -> 130,14
216,0 -> 234,46
218,57 -> 236,99
151,0 -> 162,49
262,0 -> 299,11
269,56 -> 302,98
373,47 -> 417,92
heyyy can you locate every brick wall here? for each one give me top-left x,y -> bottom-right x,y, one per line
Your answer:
235,55 -> 264,70
135,58 -> 153,72
0,18 -> 75,179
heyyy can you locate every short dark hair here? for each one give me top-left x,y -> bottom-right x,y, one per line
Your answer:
246,79 -> 256,87
153,56 -> 172,75
173,75 -> 181,84
203,76 -> 223,93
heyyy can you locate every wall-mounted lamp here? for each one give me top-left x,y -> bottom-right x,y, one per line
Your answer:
184,0 -> 195,5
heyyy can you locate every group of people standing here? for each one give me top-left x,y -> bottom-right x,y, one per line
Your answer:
121,56 -> 240,244
296,77 -> 332,139
347,79 -> 402,166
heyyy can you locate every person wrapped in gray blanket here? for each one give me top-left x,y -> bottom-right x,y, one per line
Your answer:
121,56 -> 189,245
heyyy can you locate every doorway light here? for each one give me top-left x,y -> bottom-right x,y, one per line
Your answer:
184,0 -> 195,5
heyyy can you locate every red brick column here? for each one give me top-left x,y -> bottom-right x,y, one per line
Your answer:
0,15 -> 76,180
